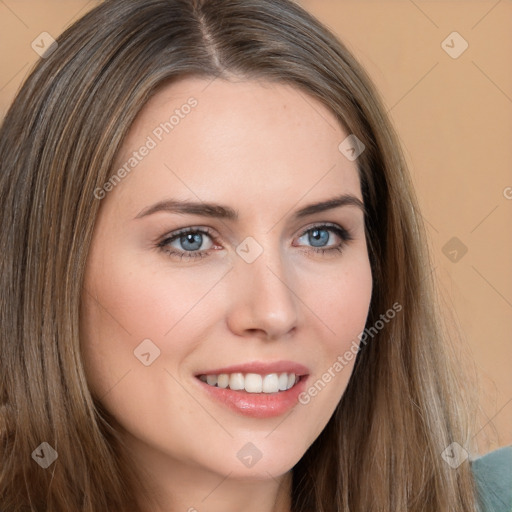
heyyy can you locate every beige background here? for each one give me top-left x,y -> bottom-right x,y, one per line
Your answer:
1,0 -> 510,453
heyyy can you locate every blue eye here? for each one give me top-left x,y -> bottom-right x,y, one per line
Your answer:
296,225 -> 350,251
157,227 -> 215,260
157,223 -> 352,261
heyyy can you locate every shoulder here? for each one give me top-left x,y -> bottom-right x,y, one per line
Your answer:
470,445 -> 512,512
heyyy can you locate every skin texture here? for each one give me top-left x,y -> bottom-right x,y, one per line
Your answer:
80,76 -> 373,512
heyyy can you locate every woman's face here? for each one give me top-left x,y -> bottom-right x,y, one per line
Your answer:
81,77 -> 372,484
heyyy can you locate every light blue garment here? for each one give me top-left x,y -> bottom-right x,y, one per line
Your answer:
471,445 -> 512,512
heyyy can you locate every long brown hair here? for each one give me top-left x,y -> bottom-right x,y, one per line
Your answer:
0,0 -> 480,510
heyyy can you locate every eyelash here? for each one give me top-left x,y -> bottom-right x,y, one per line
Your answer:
156,223 -> 353,261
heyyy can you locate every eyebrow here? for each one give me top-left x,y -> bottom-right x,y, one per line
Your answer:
133,193 -> 366,221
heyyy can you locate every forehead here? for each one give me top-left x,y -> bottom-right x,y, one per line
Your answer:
110,77 -> 362,218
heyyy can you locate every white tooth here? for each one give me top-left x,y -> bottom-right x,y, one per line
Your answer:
217,374 -> 229,388
229,373 -> 244,391
206,375 -> 217,386
262,373 -> 279,393
244,373 -> 262,393
203,372 -> 297,392
278,373 -> 289,391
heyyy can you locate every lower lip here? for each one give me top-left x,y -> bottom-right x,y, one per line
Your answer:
195,376 -> 309,418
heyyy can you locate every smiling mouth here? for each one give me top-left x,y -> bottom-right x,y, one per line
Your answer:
196,372 -> 303,394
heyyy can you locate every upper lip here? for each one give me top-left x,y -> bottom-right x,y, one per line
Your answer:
195,360 -> 310,377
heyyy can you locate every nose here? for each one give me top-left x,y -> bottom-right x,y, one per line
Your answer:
225,244 -> 299,340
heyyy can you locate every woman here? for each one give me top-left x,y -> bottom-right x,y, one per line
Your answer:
0,0 -> 509,511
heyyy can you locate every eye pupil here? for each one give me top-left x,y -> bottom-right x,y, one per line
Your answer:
181,233 -> 203,251
309,228 -> 329,247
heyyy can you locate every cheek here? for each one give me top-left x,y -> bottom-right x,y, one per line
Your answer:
295,253 -> 372,415
304,253 -> 373,349
79,245 -> 229,394
83,243 -> 218,337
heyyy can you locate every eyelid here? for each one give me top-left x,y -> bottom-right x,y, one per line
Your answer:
157,222 -> 353,260
159,222 -> 351,243
296,221 -> 352,240
156,226 -> 219,248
